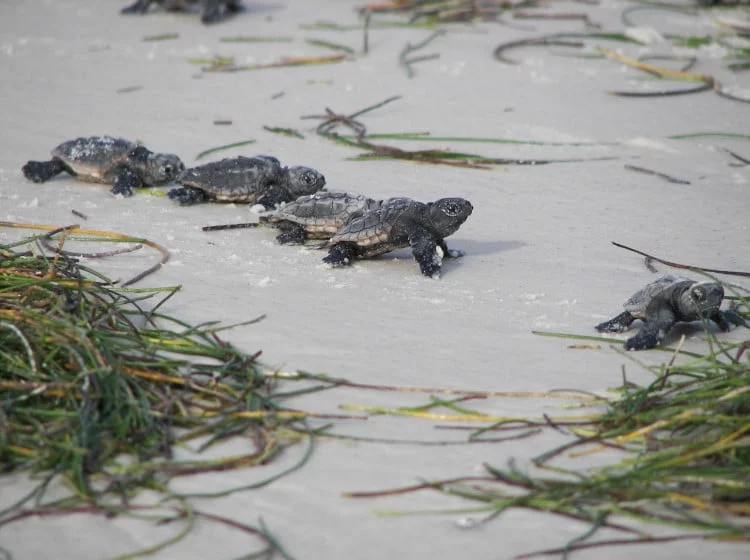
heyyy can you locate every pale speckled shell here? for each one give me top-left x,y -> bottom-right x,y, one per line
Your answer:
266,192 -> 380,234
52,136 -> 134,182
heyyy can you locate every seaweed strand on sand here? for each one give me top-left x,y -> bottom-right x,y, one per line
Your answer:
302,96 -> 616,168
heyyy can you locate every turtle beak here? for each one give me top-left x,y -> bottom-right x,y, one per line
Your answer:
689,282 -> 723,309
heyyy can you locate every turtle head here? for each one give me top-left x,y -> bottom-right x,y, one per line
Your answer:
285,166 -> 326,197
684,281 -> 724,313
427,198 -> 473,237
127,146 -> 184,185
146,153 -> 185,185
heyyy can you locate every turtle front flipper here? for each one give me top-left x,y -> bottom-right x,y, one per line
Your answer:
595,311 -> 635,333
168,186 -> 211,205
276,224 -> 307,245
111,168 -> 143,197
256,183 -> 288,209
324,243 -> 358,267
121,0 -> 154,14
410,232 -> 441,279
711,309 -> 750,331
625,307 -> 677,350
438,239 -> 464,259
201,0 -> 226,23
22,159 -> 68,183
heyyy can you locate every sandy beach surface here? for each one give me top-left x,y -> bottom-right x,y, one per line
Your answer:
1,0 -> 749,558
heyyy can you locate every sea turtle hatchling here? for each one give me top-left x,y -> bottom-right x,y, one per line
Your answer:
319,197 -> 473,278
121,0 -> 242,24
22,136 -> 184,197
595,275 -> 748,350
259,192 -> 384,245
169,156 -> 325,209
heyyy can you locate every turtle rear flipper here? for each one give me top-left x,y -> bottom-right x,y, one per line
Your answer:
595,311 -> 636,333
111,168 -> 143,197
121,0 -> 155,14
22,159 -> 69,183
168,186 -> 211,205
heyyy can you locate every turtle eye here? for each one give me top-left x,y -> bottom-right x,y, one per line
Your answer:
443,202 -> 460,216
163,165 -> 173,175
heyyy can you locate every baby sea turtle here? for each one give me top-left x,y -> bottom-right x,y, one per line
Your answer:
168,156 -> 325,209
259,192 -> 383,245
121,0 -> 242,24
320,197 -> 473,278
22,136 -> 184,197
595,275 -> 747,350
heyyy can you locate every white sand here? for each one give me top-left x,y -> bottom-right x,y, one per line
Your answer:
1,0 -> 749,558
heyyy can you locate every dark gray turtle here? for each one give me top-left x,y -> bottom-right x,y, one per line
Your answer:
22,136 -> 184,197
121,0 -> 242,24
259,192 -> 383,245
595,275 -> 748,350
320,197 -> 473,278
169,156 -> 325,209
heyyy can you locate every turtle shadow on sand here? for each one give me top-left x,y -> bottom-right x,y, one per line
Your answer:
451,239 -> 526,257
333,248 -> 468,278
662,321 -> 729,346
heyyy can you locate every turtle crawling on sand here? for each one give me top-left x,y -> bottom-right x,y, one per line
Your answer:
259,192 -> 383,245
22,136 -> 184,197
169,156 -> 325,209
121,0 -> 242,24
319,197 -> 473,278
595,275 -> 748,350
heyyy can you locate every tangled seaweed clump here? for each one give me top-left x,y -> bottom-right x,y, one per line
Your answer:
0,225 -> 332,557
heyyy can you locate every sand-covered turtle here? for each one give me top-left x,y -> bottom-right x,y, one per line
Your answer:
259,192 -> 383,245
22,136 -> 184,197
320,197 -> 473,278
169,156 -> 325,209
595,275 -> 748,350
121,0 -> 242,24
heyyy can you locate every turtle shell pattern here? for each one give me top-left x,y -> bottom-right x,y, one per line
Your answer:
264,192 -> 381,238
323,197 -> 418,257
178,156 -> 283,202
51,136 -> 137,183
622,275 -> 693,318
